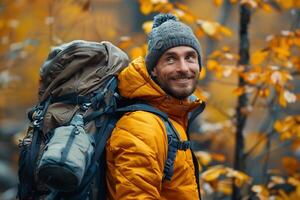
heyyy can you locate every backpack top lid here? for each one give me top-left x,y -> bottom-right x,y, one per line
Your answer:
38,40 -> 129,102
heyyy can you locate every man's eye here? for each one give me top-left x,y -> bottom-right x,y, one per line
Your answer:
186,55 -> 196,62
166,57 -> 175,63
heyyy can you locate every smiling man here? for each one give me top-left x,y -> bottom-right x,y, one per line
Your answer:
106,13 -> 204,200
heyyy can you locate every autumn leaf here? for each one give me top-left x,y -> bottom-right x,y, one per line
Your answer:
140,0 -> 153,15
259,3 -> 274,12
218,180 -> 232,195
213,0 -> 224,7
197,20 -> 218,36
252,185 -> 269,200
282,157 -> 300,175
227,169 -> 252,187
195,151 -> 212,166
233,87 -> 246,96
219,26 -> 233,37
129,47 -> 145,59
118,36 -> 133,49
199,67 -> 206,80
201,165 -> 228,181
251,49 -> 269,65
142,21 -> 153,34
279,0 -> 294,9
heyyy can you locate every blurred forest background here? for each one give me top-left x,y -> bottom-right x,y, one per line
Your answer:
0,0 -> 300,199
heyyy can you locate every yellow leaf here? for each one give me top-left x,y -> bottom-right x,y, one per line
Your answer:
279,90 -> 288,107
227,169 -> 251,187
140,1 -> 153,15
219,26 -> 233,37
199,20 -> 218,36
195,151 -> 212,166
118,36 -> 133,49
252,185 -> 269,199
274,120 -> 284,132
288,177 -> 300,186
174,2 -> 190,12
207,59 -> 220,70
270,176 -> 286,184
153,2 -> 173,12
195,27 -> 204,38
211,153 -> 226,162
180,12 -> 196,24
129,47 -> 145,59
258,88 -> 270,97
199,67 -> 206,80
279,0 -> 294,9
273,47 -> 290,60
293,37 -> 300,47
218,180 -> 232,195
142,21 -> 153,34
233,87 -> 246,96
251,50 -> 269,65
260,3 -> 274,12
201,165 -> 228,181
213,0 -> 224,7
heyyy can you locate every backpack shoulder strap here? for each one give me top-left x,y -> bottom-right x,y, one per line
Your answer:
117,103 -> 191,181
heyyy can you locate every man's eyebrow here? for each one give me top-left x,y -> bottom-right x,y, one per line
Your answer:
163,52 -> 177,57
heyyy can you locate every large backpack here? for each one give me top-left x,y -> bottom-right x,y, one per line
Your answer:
17,40 -> 205,200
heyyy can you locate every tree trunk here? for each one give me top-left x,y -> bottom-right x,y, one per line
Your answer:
232,4 -> 251,200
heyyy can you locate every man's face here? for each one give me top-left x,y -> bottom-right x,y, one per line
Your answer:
151,46 -> 200,100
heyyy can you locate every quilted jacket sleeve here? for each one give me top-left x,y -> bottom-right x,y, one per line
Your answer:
106,111 -> 168,200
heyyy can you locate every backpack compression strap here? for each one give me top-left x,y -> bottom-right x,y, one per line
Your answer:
116,103 -> 191,181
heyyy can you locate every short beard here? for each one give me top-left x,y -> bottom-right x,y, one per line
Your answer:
152,75 -> 197,100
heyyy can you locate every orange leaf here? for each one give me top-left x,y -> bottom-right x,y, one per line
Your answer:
118,36 -> 133,49
199,67 -> 206,80
195,151 -> 212,166
129,47 -> 145,59
201,165 -> 228,181
198,20 -> 218,36
218,180 -> 232,195
279,0 -> 294,9
252,185 -> 269,199
142,21 -> 153,34
233,87 -> 246,96
140,1 -> 153,15
219,26 -> 233,37
213,0 -> 224,7
251,50 -> 269,65
282,157 -> 300,175
259,3 -> 274,12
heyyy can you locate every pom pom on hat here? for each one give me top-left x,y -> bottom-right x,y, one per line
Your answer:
152,13 -> 178,28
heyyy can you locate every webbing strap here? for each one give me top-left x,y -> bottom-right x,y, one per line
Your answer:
60,127 -> 77,164
187,102 -> 205,134
51,93 -> 90,105
26,97 -> 51,199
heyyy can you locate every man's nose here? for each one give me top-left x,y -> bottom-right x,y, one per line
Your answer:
177,58 -> 189,72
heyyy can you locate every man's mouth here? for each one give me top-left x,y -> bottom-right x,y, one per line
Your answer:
170,75 -> 194,81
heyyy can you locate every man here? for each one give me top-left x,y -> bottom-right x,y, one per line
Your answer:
106,13 -> 204,200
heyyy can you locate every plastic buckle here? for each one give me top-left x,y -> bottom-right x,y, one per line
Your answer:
81,103 -> 91,111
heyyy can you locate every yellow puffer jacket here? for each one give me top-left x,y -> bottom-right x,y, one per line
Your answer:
106,57 -> 203,200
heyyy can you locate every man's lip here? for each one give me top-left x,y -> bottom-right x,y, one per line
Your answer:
170,76 -> 195,80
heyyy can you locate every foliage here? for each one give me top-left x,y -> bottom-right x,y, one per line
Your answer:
1,0 -> 300,199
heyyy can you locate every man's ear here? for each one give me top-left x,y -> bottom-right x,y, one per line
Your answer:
151,67 -> 157,77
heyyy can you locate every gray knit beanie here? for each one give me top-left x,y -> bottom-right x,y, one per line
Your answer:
145,13 -> 202,72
